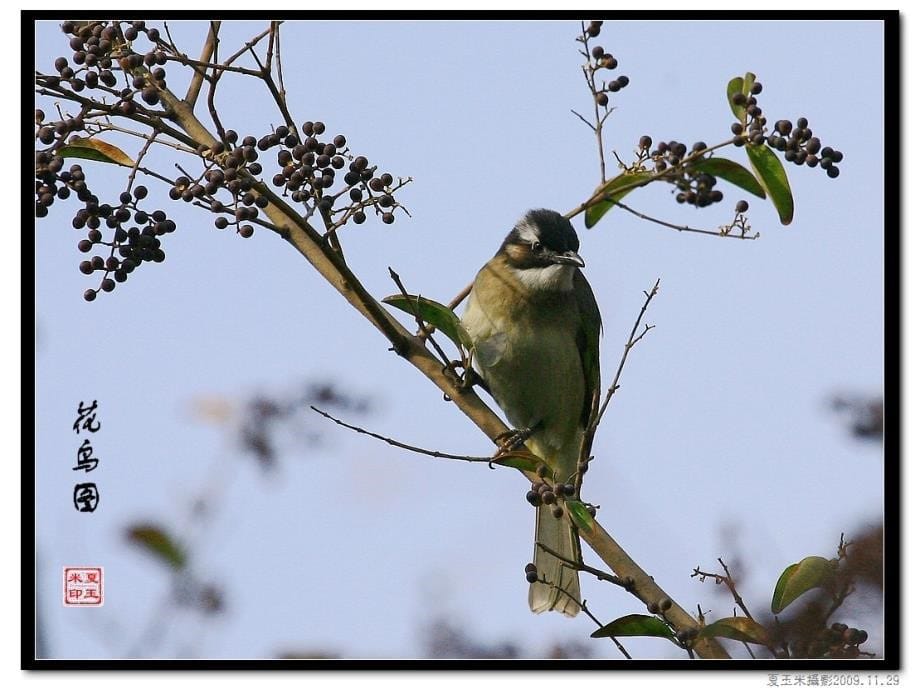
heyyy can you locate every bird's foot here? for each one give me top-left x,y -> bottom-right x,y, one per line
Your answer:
449,359 -> 490,394
494,425 -> 538,453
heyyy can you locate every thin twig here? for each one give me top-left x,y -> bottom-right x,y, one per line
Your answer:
388,267 -> 456,368
273,21 -> 287,105
447,283 -> 473,310
615,201 -> 759,240
536,542 -> 630,590
717,558 -> 756,621
310,406 -> 494,464
592,278 -> 659,432
125,129 -> 159,194
221,26 -> 273,67
576,278 -> 659,493
533,572 -> 632,659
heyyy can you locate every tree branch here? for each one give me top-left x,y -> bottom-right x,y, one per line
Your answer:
184,21 -> 220,107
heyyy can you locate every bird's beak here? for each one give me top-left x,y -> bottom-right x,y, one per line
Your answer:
551,250 -> 585,268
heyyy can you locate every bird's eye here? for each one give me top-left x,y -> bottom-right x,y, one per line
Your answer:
531,241 -> 542,252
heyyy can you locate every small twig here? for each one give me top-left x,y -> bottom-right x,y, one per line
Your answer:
272,21 -> 287,104
576,279 -> 659,493
125,129 -> 159,194
717,558 -> 756,621
570,108 -> 595,131
388,267 -> 456,369
592,278 -> 659,432
577,21 -> 608,182
615,201 -> 759,240
247,37 -> 299,146
581,599 -> 631,659
84,119 -> 198,155
533,571 -> 631,659
310,406 -> 493,464
693,560 -> 780,658
447,283 -> 473,311
221,26 -> 273,67
536,542 -> 630,590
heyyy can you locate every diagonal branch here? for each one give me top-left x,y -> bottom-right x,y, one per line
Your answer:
184,21 -> 220,107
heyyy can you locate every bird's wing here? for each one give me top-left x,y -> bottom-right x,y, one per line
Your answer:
574,269 -> 602,429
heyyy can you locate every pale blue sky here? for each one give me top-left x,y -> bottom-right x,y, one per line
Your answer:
34,17 -> 886,660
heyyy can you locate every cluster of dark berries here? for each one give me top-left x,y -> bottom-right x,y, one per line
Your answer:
261,120 -> 403,225
35,107 -> 86,154
728,78 -> 843,179
642,138 -> 709,171
765,118 -> 843,178
639,138 -> 724,208
525,479 -> 576,519
35,108 -> 92,219
579,20 -> 629,107
674,170 -> 722,208
786,622 -> 869,659
166,131 -> 265,237
524,562 -> 539,584
71,182 -> 176,301
43,21 -> 168,117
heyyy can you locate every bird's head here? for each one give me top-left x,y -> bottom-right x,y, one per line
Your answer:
498,209 -> 585,292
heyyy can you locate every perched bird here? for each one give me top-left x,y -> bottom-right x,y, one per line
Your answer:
462,209 -> 601,616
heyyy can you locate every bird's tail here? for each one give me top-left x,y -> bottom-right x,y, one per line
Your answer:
527,438 -> 582,617
529,502 -> 582,616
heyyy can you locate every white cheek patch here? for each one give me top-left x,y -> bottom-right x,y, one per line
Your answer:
510,263 -> 575,292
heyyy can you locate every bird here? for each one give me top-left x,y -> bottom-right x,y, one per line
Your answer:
461,208 -> 601,616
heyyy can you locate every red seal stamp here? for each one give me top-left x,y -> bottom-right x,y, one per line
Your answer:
63,567 -> 103,606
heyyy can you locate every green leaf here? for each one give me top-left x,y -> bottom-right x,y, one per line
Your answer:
491,449 -> 543,473
565,499 -> 595,533
382,294 -> 472,349
126,523 -> 186,570
584,171 -> 655,228
592,614 -> 677,642
746,144 -> 794,225
58,137 -> 135,167
698,616 -> 772,646
771,556 -> 835,613
726,72 -> 757,123
726,76 -> 747,122
691,157 -> 765,199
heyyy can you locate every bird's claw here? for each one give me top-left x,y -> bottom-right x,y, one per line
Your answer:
494,426 -> 536,453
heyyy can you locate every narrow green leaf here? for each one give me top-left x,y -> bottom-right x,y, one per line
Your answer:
491,449 -> 543,473
697,616 -> 772,646
565,499 -> 595,533
691,157 -> 765,199
592,614 -> 677,642
126,523 -> 186,570
726,76 -> 746,122
771,556 -> 834,613
584,171 -> 655,229
746,144 -> 794,225
382,294 -> 472,349
58,137 -> 135,167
